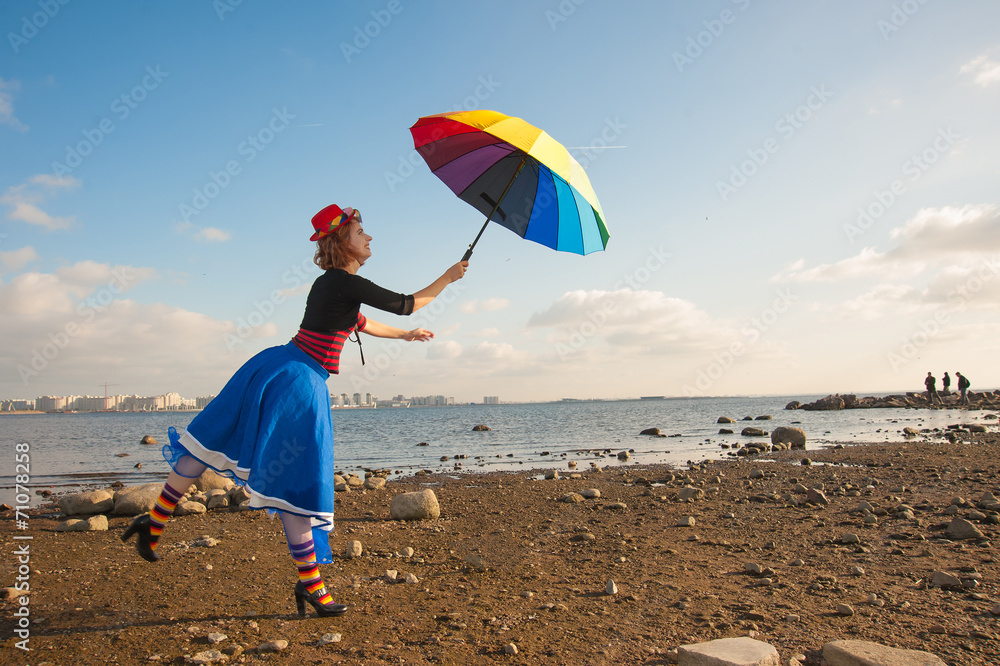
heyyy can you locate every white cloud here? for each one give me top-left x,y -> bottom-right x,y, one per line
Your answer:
0,260 -> 156,315
0,78 -> 28,132
0,246 -> 37,273
426,339 -> 462,359
961,52 -> 1000,87
0,261 -> 279,397
471,327 -> 501,338
528,289 -> 735,353
175,222 -> 233,242
774,205 -> 1000,283
459,298 -> 510,314
889,204 -> 1000,258
824,283 -> 920,320
1,175 -> 81,230
195,227 -> 233,242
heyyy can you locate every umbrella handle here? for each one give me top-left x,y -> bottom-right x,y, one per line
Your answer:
461,247 -> 473,262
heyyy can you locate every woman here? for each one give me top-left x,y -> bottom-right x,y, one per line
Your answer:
122,204 -> 468,617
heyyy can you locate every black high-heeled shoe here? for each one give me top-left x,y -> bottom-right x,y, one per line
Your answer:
121,514 -> 160,562
294,581 -> 347,617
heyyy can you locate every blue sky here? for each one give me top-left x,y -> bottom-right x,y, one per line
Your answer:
2,0 -> 999,403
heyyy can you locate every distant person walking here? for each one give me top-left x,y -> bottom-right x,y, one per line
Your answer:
942,372 -> 951,395
924,372 -> 941,405
957,372 -> 971,406
121,204 -> 469,617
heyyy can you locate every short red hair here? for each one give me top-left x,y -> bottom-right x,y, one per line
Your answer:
314,219 -> 361,270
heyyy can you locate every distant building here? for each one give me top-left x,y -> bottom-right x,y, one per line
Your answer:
483,396 -> 499,405
196,396 -> 215,409
36,395 -> 68,412
1,399 -> 34,411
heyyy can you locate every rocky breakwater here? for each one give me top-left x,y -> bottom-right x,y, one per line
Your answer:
789,390 -> 1000,411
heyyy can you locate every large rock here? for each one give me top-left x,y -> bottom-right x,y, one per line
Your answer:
678,637 -> 779,665
113,483 -> 164,516
771,426 -> 806,450
55,515 -> 108,532
741,427 -> 767,437
174,500 -> 207,516
58,489 -> 114,516
717,417 -> 735,424
194,469 -> 235,492
945,517 -> 984,540
364,476 -> 387,490
390,489 -> 440,520
784,401 -> 801,410
802,395 -> 846,411
823,639 -> 946,665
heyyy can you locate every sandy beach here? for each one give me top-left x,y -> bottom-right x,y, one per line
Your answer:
4,430 -> 1000,665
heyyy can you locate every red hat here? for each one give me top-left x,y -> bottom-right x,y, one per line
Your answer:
310,204 -> 358,241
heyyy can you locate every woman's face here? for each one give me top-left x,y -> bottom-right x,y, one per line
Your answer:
345,217 -> 372,264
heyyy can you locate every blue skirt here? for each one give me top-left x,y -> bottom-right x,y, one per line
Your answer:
164,342 -> 335,562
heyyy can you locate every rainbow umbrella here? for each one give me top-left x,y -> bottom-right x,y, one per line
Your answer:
409,110 -> 610,260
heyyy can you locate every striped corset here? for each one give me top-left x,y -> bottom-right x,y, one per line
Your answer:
292,313 -> 366,374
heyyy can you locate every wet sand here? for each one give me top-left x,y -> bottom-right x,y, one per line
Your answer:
3,431 -> 1000,665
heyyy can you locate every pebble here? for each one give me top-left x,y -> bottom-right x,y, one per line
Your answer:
504,643 -> 519,655
346,540 -> 363,558
851,566 -> 865,576
317,633 -> 342,646
186,650 -> 226,665
837,603 -> 855,616
606,580 -> 618,595
677,516 -> 696,527
206,633 -> 227,645
256,640 -> 288,653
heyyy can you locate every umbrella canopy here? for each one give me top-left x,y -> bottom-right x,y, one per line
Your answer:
409,110 -> 610,258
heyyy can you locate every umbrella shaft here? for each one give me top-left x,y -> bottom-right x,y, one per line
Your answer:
463,156 -> 527,260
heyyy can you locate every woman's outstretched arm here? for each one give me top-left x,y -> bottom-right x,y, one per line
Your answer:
361,320 -> 434,341
411,261 -> 468,312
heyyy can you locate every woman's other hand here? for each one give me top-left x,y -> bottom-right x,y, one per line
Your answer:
403,328 -> 434,342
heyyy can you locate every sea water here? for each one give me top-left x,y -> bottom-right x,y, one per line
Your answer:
0,395 -> 990,506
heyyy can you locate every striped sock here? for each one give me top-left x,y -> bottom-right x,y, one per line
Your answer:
290,539 -> 333,605
148,481 -> 185,549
